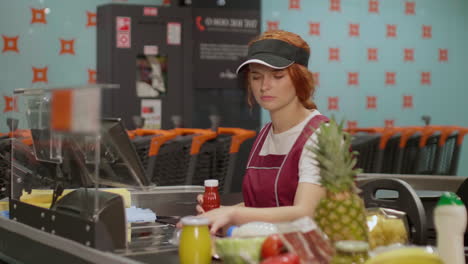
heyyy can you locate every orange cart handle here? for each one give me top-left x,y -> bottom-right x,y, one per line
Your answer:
172,128 -> 217,155
378,128 -> 401,150
345,127 -> 384,135
437,127 -> 457,147
457,127 -> 468,146
127,130 -> 136,139
218,127 -> 256,153
398,127 -> 422,148
127,129 -> 178,156
7,130 -> 33,146
419,127 -> 437,148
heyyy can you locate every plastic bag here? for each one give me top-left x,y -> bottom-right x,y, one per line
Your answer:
366,208 -> 409,249
275,217 -> 334,263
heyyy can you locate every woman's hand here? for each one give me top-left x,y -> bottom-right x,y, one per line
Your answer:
196,194 -> 205,214
199,206 -> 237,235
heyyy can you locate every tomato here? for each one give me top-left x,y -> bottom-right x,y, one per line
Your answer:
260,253 -> 300,264
261,234 -> 286,259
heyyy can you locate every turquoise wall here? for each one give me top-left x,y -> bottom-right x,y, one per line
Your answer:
262,0 -> 468,176
1,0 -> 468,176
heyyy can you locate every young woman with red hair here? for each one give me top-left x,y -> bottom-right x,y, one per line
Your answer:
196,30 -> 328,234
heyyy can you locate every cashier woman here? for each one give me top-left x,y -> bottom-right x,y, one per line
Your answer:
196,30 -> 329,234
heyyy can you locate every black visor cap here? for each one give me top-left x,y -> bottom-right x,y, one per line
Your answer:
236,39 -> 310,74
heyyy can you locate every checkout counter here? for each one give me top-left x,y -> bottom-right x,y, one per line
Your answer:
1,174 -> 466,264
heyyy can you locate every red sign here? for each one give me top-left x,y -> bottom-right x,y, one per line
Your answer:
116,17 -> 131,48
144,7 -> 158,16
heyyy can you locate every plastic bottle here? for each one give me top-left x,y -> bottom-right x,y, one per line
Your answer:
202,179 -> 220,212
434,192 -> 466,264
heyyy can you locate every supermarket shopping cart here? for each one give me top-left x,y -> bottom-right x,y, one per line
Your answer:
349,125 -> 468,176
130,128 -> 216,186
129,127 -> 255,193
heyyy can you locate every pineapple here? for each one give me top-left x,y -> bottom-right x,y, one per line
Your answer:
309,119 -> 368,243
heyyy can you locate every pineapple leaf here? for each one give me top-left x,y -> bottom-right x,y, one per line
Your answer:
306,117 -> 362,193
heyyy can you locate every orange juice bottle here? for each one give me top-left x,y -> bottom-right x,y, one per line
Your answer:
179,216 -> 211,264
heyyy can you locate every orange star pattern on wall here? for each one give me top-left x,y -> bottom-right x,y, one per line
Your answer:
386,25 -> 397,38
3,96 -> 18,113
368,48 -> 378,61
348,72 -> 359,86
289,0 -> 300,10
347,121 -> 358,129
404,48 -> 414,62
385,72 -> 396,85
88,69 -> 97,84
439,49 -> 448,62
405,1 -> 415,15
267,21 -> 279,31
403,95 -> 413,109
31,8 -> 47,24
86,11 -> 96,27
329,48 -> 340,61
328,97 -> 339,110
59,39 -> 75,55
369,0 -> 379,13
330,0 -> 341,12
32,66 -> 48,83
309,22 -> 320,36
421,72 -> 431,85
2,35 -> 19,53
349,23 -> 360,37
312,72 -> 320,87
384,119 -> 395,128
422,25 -> 432,39
366,96 -> 377,109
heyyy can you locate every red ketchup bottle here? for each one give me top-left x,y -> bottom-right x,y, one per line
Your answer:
202,179 -> 220,212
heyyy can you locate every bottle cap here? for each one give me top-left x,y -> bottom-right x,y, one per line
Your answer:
204,179 -> 219,187
226,226 -> 238,237
335,240 -> 369,253
180,216 -> 210,226
437,192 -> 464,206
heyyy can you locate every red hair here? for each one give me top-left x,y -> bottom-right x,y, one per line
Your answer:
245,30 -> 317,109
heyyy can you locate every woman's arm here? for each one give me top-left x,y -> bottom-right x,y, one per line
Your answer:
200,182 -> 325,234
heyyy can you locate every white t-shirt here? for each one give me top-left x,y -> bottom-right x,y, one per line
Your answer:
259,110 -> 322,185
